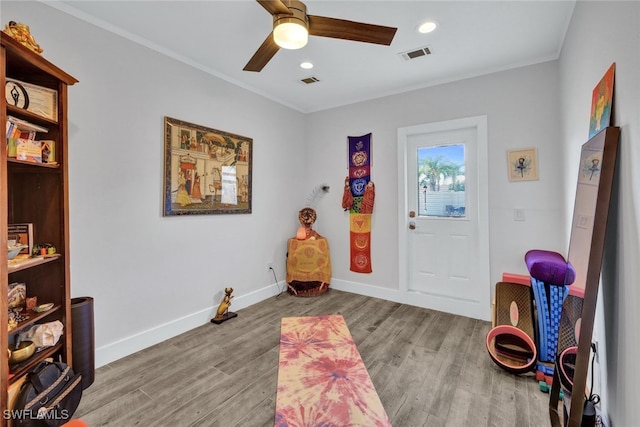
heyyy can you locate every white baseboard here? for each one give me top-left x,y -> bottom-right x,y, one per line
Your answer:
94,282 -> 282,368
330,278 -> 403,303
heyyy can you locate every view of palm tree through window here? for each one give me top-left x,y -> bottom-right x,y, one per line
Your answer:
417,144 -> 466,217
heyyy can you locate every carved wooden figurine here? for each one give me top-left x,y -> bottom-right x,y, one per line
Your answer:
3,21 -> 43,54
211,287 -> 238,324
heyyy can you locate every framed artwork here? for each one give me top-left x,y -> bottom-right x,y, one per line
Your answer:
163,116 -> 252,216
578,148 -> 603,186
588,63 -> 615,139
507,147 -> 538,182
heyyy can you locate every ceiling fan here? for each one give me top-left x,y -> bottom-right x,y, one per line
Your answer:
243,0 -> 398,72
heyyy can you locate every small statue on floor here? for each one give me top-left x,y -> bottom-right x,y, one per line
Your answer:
211,287 -> 238,324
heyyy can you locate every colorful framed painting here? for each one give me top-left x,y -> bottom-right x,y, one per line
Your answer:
163,116 -> 252,216
507,147 -> 538,182
588,63 -> 615,139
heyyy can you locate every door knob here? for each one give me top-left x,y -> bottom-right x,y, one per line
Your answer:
409,221 -> 416,230
409,211 -> 416,218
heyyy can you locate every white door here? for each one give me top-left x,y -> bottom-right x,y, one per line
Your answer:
397,116 -> 490,321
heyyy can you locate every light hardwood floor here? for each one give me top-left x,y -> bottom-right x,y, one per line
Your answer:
74,289 -> 550,426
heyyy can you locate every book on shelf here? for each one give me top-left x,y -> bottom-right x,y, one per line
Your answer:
6,115 -> 49,134
8,223 -> 34,256
16,139 -> 42,163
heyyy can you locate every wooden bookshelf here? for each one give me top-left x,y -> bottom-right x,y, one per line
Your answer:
1,33 -> 78,425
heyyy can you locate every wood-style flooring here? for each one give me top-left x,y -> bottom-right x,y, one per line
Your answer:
74,289 -> 550,426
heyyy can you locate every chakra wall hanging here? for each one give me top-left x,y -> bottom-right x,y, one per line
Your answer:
343,133 -> 375,273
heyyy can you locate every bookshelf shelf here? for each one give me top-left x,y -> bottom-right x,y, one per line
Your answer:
7,158 -> 60,169
7,254 -> 61,274
8,304 -> 62,337
6,105 -> 58,127
2,32 -> 78,423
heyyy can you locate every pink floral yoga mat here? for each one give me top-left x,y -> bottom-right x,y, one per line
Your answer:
275,315 -> 391,426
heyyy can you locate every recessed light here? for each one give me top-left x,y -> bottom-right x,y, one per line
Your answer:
418,21 -> 437,34
300,61 -> 314,69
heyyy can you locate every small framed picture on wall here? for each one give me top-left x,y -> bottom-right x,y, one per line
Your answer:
507,147 -> 538,182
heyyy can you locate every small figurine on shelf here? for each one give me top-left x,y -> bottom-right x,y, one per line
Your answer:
211,287 -> 238,324
3,21 -> 43,54
33,243 -> 56,256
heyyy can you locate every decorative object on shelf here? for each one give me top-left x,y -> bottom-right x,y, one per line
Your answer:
507,147 -> 539,182
163,116 -> 252,216
2,21 -> 43,54
40,140 -> 56,164
33,303 -> 54,313
5,78 -> 58,121
8,308 -> 29,331
8,341 -> 35,364
5,79 -> 28,109
8,282 -> 26,309
8,223 -> 34,257
25,296 -> 37,311
346,133 -> 374,273
211,288 -> 237,324
589,63 -> 615,139
32,242 -> 55,257
7,244 -> 27,260
18,320 -> 64,348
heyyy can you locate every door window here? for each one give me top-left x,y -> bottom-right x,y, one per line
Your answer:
417,144 -> 466,217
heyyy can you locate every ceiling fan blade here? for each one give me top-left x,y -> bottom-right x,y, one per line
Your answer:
308,15 -> 397,46
257,0 -> 292,16
243,32 -> 280,72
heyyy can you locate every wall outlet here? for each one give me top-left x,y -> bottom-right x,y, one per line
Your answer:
514,208 -> 525,221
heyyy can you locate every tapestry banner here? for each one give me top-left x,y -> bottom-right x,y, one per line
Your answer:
347,133 -> 374,273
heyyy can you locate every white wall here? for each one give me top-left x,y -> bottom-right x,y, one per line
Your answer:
306,61 -> 567,299
1,1 -> 308,366
558,2 -> 640,425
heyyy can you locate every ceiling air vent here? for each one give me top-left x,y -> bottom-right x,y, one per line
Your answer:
301,76 -> 320,84
399,46 -> 432,61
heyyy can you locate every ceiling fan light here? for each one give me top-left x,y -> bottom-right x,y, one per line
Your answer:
274,21 -> 308,49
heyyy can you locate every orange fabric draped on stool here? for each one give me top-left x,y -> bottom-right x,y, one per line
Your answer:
286,238 -> 331,296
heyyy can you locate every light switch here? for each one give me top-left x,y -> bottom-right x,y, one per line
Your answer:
514,209 -> 525,221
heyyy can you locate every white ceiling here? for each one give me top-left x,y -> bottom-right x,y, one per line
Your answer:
48,0 -> 576,113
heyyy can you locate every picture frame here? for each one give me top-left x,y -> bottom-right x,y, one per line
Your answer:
588,63 -> 615,139
163,116 -> 252,216
507,147 -> 538,182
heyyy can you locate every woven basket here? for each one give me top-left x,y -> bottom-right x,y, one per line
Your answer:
287,281 -> 330,297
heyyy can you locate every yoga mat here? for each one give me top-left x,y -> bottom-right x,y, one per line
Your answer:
275,315 -> 390,427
